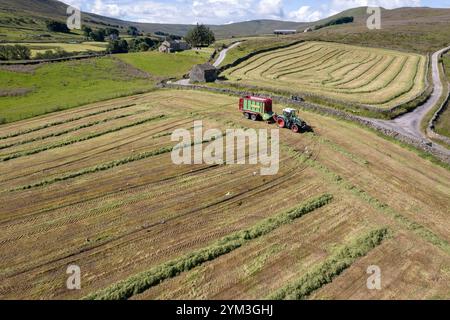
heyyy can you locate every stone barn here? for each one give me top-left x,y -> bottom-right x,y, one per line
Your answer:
189,63 -> 218,83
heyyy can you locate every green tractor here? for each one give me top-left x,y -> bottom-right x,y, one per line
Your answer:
275,108 -> 309,133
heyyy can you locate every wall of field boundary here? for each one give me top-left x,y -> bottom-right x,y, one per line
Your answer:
218,42 -> 432,118
427,49 -> 450,146
161,82 -> 450,164
0,52 -> 107,65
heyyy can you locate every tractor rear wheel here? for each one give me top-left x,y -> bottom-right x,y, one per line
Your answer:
251,114 -> 258,121
291,124 -> 300,133
244,113 -> 250,119
277,118 -> 286,128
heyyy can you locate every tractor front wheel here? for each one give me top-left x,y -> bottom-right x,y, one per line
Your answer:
244,113 -> 250,119
291,124 -> 300,133
277,118 -> 286,128
251,114 -> 258,121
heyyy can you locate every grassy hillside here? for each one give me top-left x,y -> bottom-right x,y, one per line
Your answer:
435,54 -> 450,137
0,0 -> 305,40
296,7 -> 450,54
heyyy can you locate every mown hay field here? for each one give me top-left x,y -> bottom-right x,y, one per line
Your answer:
223,41 -> 427,109
0,90 -> 449,300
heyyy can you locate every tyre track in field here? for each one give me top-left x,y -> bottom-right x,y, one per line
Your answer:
0,103 -> 138,141
0,118 -> 192,185
0,163 -> 221,232
0,151 -> 303,281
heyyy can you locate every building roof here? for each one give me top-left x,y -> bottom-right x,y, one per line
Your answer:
193,63 -> 217,71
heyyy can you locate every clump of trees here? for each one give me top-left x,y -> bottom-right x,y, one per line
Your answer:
106,39 -> 129,54
314,16 -> 354,30
46,20 -> 70,33
128,37 -> 158,52
82,26 -> 120,42
185,24 -> 215,48
34,48 -> 73,60
0,45 -> 31,60
127,26 -> 140,37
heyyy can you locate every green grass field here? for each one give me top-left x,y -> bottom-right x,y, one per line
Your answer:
435,54 -> 450,138
116,50 -> 212,78
1,42 -> 108,57
0,57 -> 155,123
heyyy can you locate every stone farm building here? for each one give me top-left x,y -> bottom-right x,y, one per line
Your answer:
189,63 -> 218,83
158,40 -> 191,53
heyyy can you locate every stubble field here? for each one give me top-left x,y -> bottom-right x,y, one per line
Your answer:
0,89 -> 449,300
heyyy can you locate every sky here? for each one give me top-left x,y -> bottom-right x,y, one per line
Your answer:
61,0 -> 450,24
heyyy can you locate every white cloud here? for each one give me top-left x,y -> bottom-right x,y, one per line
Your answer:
329,0 -> 421,12
288,6 -> 324,22
60,0 -> 425,25
257,0 -> 284,19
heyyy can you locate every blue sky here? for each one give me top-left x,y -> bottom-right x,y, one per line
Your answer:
62,0 -> 450,24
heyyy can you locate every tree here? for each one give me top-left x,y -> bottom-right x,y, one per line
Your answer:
105,28 -> 120,37
0,45 -> 31,60
127,26 -> 140,37
82,26 -> 92,38
46,20 -> 70,33
107,39 -> 129,54
89,29 -> 106,42
185,24 -> 215,48
129,37 -> 156,52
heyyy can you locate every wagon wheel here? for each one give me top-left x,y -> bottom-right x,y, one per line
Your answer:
251,114 -> 258,121
277,118 -> 286,128
244,113 -> 250,119
291,124 -> 300,133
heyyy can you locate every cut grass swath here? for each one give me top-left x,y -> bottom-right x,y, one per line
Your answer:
0,110 -> 148,150
268,227 -> 391,300
84,194 -> 334,300
1,115 -> 166,162
0,103 -> 137,141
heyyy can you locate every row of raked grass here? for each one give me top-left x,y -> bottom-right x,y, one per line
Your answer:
84,194 -> 334,300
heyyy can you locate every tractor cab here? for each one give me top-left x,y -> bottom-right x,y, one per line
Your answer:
276,108 -> 308,133
283,108 -> 297,118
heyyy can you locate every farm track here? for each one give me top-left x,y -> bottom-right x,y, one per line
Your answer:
223,41 -> 427,108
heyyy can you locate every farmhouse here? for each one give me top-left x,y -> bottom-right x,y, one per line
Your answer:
304,27 -> 313,33
158,40 -> 191,53
189,63 -> 218,83
274,30 -> 297,35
